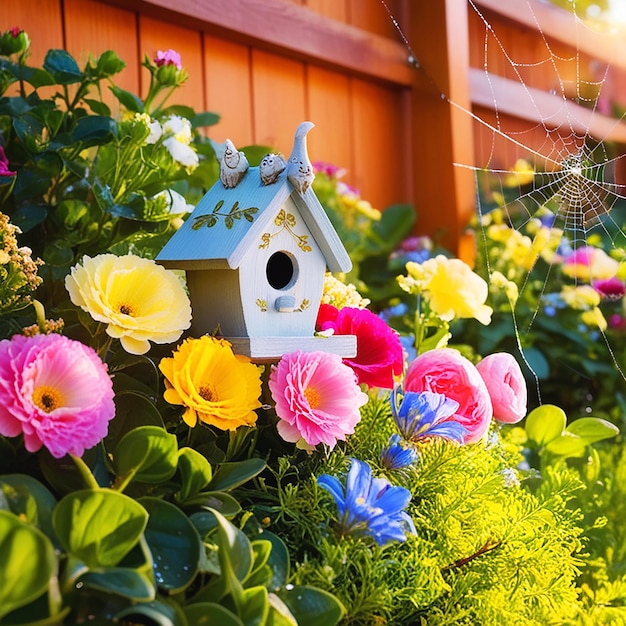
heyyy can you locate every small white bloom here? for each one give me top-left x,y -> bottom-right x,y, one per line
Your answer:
162,115 -> 192,145
163,137 -> 199,169
153,189 -> 194,215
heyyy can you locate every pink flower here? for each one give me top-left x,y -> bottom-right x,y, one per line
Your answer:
316,304 -> 404,389
0,333 -> 115,458
154,49 -> 182,70
0,146 -> 16,177
269,350 -> 368,449
476,353 -> 527,424
593,276 -> 625,300
404,348 -> 492,443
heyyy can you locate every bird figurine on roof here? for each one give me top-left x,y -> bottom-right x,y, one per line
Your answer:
286,121 -> 315,194
220,138 -> 249,188
259,152 -> 287,185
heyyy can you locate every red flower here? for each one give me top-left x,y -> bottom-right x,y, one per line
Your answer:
316,304 -> 404,389
0,146 -> 16,177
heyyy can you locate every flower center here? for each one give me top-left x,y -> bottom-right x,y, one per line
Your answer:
32,385 -> 64,413
199,385 -> 216,402
118,303 -> 134,316
304,386 -> 321,409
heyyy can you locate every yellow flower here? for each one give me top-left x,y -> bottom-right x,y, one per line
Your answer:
419,255 -> 492,325
562,246 -> 619,282
65,254 -> 192,355
581,307 -> 607,331
504,158 -> 535,187
560,285 -> 601,309
159,336 -> 262,430
321,273 -> 370,309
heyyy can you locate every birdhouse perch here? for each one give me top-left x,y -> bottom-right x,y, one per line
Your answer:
156,121 -> 357,361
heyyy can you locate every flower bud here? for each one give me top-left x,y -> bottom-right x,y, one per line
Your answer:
0,27 -> 30,56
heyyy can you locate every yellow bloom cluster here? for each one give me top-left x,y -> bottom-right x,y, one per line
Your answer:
321,273 -> 370,309
399,255 -> 492,325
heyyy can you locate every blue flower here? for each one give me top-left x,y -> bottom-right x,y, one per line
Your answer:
391,388 -> 467,444
380,434 -> 418,470
317,458 -> 415,546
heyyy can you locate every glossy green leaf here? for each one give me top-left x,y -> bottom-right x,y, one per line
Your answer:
0,474 -> 57,537
140,497 -> 202,593
177,447 -> 213,502
192,111 -> 221,129
0,511 -> 56,619
185,491 -> 242,518
183,603 -> 243,626
212,508 -> 254,583
109,85 -> 144,113
72,115 -> 116,146
566,417 -> 619,444
545,432 -> 587,458
79,566 -> 155,601
277,585 -> 346,626
267,593 -> 298,626
525,404 -> 566,445
52,489 -> 148,568
114,425 -> 178,485
259,531 -> 290,592
43,49 -> 82,84
208,458 -> 266,492
95,49 -> 126,77
245,540 -> 273,589
115,600 -> 187,626
240,585 -> 269,626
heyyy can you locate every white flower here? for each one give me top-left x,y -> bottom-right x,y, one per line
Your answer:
162,115 -> 192,144
153,189 -> 194,214
163,137 -> 199,169
134,113 -> 162,144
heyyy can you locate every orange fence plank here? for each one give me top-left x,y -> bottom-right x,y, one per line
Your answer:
1,0 -> 63,66
138,15 -> 205,113
250,49 -> 307,153
63,0 -> 139,109
351,78 -> 410,211
306,67 -> 353,175
203,35 -> 254,147
305,0 -> 348,22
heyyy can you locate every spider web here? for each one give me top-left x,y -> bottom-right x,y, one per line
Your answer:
382,0 -> 626,393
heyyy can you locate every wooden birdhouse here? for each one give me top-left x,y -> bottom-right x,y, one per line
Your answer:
156,121 -> 356,361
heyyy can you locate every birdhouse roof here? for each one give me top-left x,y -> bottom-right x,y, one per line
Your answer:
156,167 -> 352,272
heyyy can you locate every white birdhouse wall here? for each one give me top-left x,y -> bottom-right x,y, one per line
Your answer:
239,199 -> 326,337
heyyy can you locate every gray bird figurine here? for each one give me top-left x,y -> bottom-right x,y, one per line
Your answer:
259,152 -> 287,185
286,121 -> 315,194
220,138 -> 249,188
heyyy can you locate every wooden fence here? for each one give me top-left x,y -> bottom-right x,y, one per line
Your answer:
4,0 -> 626,257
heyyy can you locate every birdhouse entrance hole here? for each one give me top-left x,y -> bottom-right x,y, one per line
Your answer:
266,251 -> 297,289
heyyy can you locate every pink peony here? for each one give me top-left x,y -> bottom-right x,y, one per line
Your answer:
269,350 -> 368,449
154,49 -> 182,70
0,333 -> 115,458
476,353 -> 527,424
404,348 -> 492,443
316,304 -> 404,389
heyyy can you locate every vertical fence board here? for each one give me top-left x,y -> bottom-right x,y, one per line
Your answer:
251,49 -> 307,153
1,0 -> 63,65
138,15 -> 205,113
305,0 -> 349,22
351,78 -> 410,211
203,35 -> 253,146
63,0 -> 140,102
306,67 -> 353,175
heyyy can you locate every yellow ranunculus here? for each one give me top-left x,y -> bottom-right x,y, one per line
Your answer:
560,285 -> 601,309
65,253 -> 192,355
159,336 -> 262,430
422,255 -> 492,325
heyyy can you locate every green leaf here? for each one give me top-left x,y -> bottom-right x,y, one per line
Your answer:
371,203 -> 416,252
114,425 -> 178,485
115,600 -> 187,626
566,417 -> 619,445
72,115 -> 116,146
183,603 -> 243,625
192,111 -> 221,129
212,507 -> 254,583
208,458 -> 266,492
240,585 -> 270,626
43,49 -> 83,84
177,447 -> 213,502
140,497 -> 202,593
545,432 -> 587,458
79,566 -> 155,601
52,489 -> 148,568
525,404 -> 566,445
84,97 -> 111,117
0,474 -> 57,538
277,585 -> 346,626
6,203 -> 48,232
260,531 -> 290,592
95,49 -> 126,77
0,510 -> 56,619
109,85 -> 144,113
267,594 -> 298,626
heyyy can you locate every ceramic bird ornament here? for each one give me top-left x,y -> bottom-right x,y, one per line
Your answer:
259,152 -> 287,185
220,138 -> 249,188
286,121 -> 315,194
